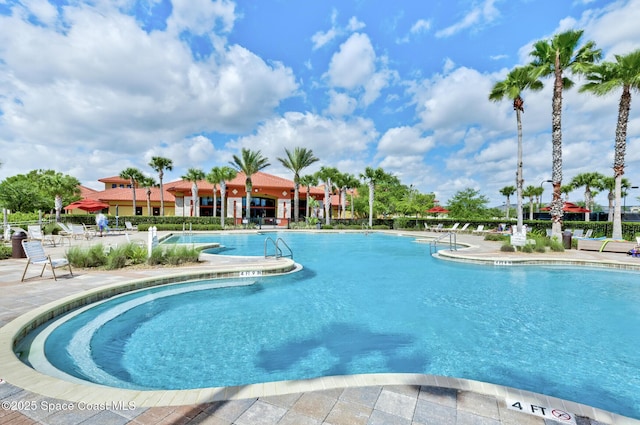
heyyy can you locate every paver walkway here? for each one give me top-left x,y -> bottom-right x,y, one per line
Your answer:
1,229 -> 638,425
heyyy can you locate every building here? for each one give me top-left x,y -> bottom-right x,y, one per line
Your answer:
68,172 -> 336,225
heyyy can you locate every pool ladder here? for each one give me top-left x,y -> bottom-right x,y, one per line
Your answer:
430,232 -> 457,254
264,237 -> 293,259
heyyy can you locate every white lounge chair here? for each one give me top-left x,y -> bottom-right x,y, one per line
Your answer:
125,221 -> 138,231
472,225 -> 485,235
454,223 -> 470,233
21,239 -> 73,282
442,223 -> 460,232
70,224 -> 93,240
428,223 -> 444,232
27,225 -> 57,247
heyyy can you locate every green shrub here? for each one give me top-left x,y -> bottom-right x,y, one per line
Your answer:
549,237 -> 565,252
67,245 -> 108,268
521,244 -> 534,253
147,247 -> 166,266
485,233 -> 508,242
0,245 -> 12,260
500,243 -> 515,252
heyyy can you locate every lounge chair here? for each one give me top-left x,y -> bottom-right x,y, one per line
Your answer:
21,239 -> 73,282
472,225 -> 485,235
125,221 -> 138,231
454,223 -> 470,233
572,229 -> 584,238
574,229 -> 593,240
442,223 -> 460,232
70,224 -> 93,240
27,225 -> 57,247
427,223 -> 443,232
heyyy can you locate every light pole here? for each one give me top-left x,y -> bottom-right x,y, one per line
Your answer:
539,179 -> 553,213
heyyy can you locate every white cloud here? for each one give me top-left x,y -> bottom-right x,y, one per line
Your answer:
347,16 -> 366,31
435,0 -> 500,38
167,0 -> 236,35
325,90 -> 358,117
327,33 -> 376,89
377,126 -> 435,156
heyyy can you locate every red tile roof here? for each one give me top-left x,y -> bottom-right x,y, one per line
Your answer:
84,187 -> 174,202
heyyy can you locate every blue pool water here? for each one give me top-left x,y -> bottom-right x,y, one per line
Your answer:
20,232 -> 640,419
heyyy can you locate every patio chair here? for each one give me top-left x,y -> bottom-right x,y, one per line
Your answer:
428,223 -> 444,232
442,223 -> 460,232
70,224 -> 93,240
21,239 -> 73,282
125,221 -> 138,231
472,225 -> 485,235
572,229 -> 584,238
454,223 -> 470,233
27,225 -> 57,247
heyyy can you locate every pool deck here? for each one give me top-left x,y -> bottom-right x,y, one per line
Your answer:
0,229 -> 638,425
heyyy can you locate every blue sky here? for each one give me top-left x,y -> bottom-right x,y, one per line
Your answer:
1,0 -> 640,207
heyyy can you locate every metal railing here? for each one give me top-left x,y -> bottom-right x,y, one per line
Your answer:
430,232 -> 457,254
264,237 -> 293,259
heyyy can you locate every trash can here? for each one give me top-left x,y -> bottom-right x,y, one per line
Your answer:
11,231 -> 27,258
562,230 -> 572,250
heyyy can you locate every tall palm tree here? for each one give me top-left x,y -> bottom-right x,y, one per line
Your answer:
299,174 -> 319,220
602,176 -> 632,222
230,148 -> 270,221
277,147 -> 319,223
148,156 -> 173,216
499,185 -> 516,219
216,166 -> 238,228
561,184 -> 573,202
332,171 -> 350,219
343,173 -> 360,219
315,166 -> 339,226
533,186 -> 545,213
569,172 -> 605,222
139,176 -> 156,216
530,29 -> 602,237
489,65 -> 543,233
360,167 -> 386,228
181,168 -> 205,217
580,49 -> 640,239
206,167 -> 223,220
523,185 -> 537,220
119,167 -> 144,216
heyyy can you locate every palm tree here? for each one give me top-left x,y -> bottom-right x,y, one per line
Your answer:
230,148 -> 270,221
343,173 -> 360,219
119,167 -> 144,216
570,172 -> 605,222
277,147 -> 319,223
580,49 -> 640,239
359,167 -> 386,228
533,186 -> 545,213
139,176 -> 156,216
315,166 -> 339,226
489,65 -> 543,232
530,29 -> 602,237
523,185 -> 537,220
216,166 -> 238,228
602,176 -> 632,222
206,167 -> 223,220
148,156 -> 173,216
332,171 -> 350,219
299,174 -> 319,220
561,184 -> 573,202
181,168 -> 205,217
499,186 -> 516,219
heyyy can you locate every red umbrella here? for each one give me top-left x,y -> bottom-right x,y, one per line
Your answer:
64,199 -> 109,212
426,206 -> 450,214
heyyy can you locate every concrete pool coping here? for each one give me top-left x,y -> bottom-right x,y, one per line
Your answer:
1,229 -> 639,424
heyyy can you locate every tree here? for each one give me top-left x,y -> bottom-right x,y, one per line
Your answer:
181,168 -> 205,217
316,166 -> 339,226
499,186 -> 516,219
359,167 -> 386,228
119,167 -> 144,216
530,29 -> 602,237
277,147 -> 319,223
602,176 -> 632,222
533,186 -> 545,212
0,174 -> 50,213
206,167 -> 223,220
446,188 -> 490,219
299,174 -> 319,220
149,156 -> 173,216
343,173 -> 361,219
230,148 -> 270,221
489,65 -> 543,232
216,166 -> 238,228
523,185 -> 537,220
561,184 -> 573,202
580,49 -> 640,239
38,170 -> 81,221
569,172 -> 605,222
139,176 -> 156,216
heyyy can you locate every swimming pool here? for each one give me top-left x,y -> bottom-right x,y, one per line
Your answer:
17,232 -> 640,419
